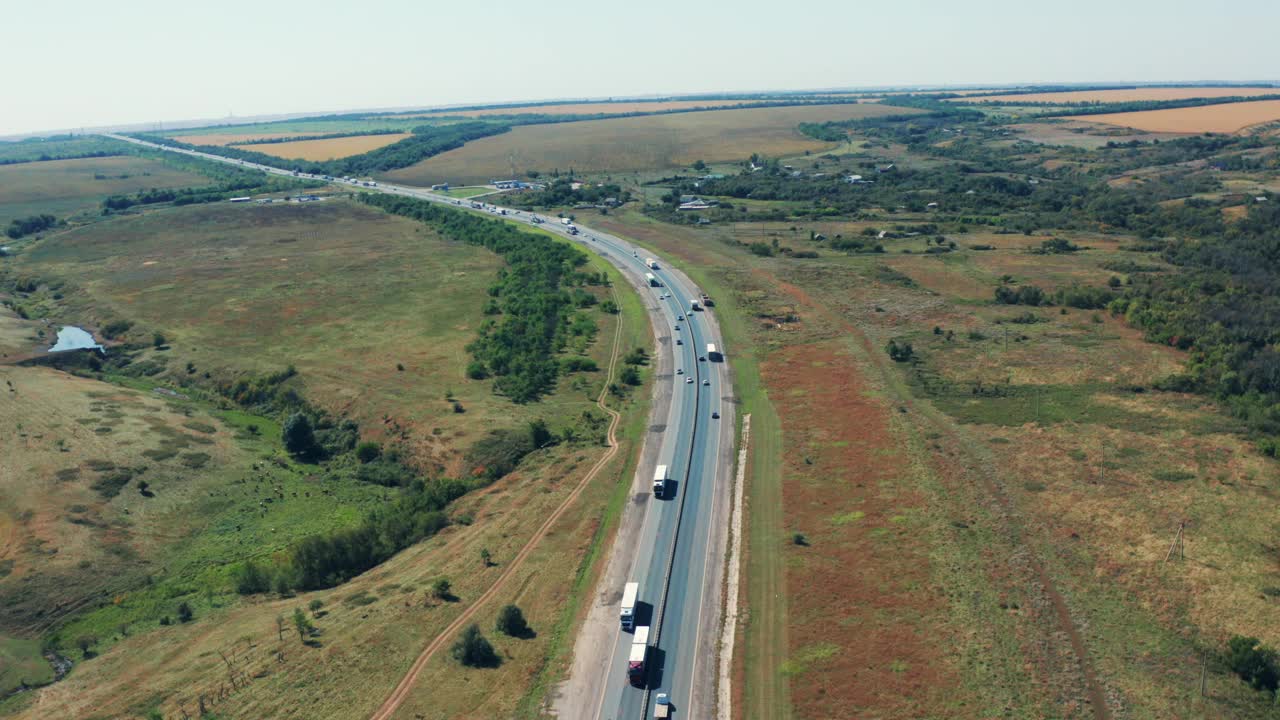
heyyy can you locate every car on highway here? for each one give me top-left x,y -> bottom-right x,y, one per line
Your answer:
674,325 -> 681,332
654,692 -> 670,718
698,355 -> 706,362
677,314 -> 684,321
676,338 -> 682,345
712,411 -> 720,419
702,379 -> 710,386
686,377 -> 694,384
676,368 -> 684,375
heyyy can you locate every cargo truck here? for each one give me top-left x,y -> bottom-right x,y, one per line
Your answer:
700,293 -> 714,307
652,464 -> 668,497
653,693 -> 670,718
645,258 -> 659,270
620,582 -> 639,630
628,641 -> 648,686
707,343 -> 721,362
646,273 -> 660,287
628,625 -> 650,686
690,300 -> 701,312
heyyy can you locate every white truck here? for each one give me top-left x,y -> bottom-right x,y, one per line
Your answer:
653,693 -> 670,718
645,257 -> 659,270
620,581 -> 639,630
645,273 -> 660,287
628,625 -> 650,687
561,217 -> 572,225
707,343 -> 721,362
652,464 -> 668,497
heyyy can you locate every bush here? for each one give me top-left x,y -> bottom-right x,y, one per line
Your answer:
152,332 -> 166,348
885,339 -> 914,362
1226,635 -> 1279,694
451,624 -> 500,668
994,284 -> 1046,306
355,441 -> 381,463
620,366 -> 641,386
432,578 -> 452,600
496,604 -> 529,637
177,601 -> 194,623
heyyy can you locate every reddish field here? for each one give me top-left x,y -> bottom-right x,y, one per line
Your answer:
763,339 -> 962,717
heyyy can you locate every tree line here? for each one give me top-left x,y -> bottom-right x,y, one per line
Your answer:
6,214 -> 58,239
359,193 -> 595,403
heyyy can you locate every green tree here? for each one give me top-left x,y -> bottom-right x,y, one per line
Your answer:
235,560 -> 272,595
620,366 -> 641,386
293,607 -> 314,643
177,601 -> 194,623
496,604 -> 529,637
282,412 -> 318,460
432,578 -> 452,600
1227,635 -> 1279,693
480,548 -> 492,567
451,624 -> 500,667
152,332 -> 166,348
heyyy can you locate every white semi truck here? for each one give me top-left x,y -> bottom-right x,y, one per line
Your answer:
652,464 -> 668,497
645,273 -> 660,287
645,258 -> 659,270
628,625 -> 650,686
620,581 -> 639,630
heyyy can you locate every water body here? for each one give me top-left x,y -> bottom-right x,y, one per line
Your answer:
48,326 -> 103,353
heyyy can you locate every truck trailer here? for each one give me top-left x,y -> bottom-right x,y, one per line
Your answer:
645,258 -> 659,270
645,273 -> 660,287
627,639 -> 648,686
652,464 -> 668,497
627,626 -> 651,686
707,343 -> 721,362
620,582 -> 639,630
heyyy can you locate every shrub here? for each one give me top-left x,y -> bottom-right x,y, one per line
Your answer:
177,601 -> 194,623
235,561 -> 273,595
355,441 -> 381,463
994,284 -> 1046,306
451,624 -> 500,668
885,339 -> 914,362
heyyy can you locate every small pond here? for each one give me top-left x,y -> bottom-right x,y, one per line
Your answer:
48,326 -> 103,353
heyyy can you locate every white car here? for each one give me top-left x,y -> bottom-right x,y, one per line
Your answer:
685,377 -> 694,384
702,379 -> 710,386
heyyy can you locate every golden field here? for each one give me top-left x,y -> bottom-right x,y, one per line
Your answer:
1069,99 -> 1280,134
231,133 -> 413,160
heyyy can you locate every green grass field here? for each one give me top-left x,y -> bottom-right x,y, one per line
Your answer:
377,103 -> 915,186
0,156 -> 207,226
10,198 -> 573,474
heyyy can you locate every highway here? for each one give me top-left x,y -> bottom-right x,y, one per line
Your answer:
106,136 -> 736,720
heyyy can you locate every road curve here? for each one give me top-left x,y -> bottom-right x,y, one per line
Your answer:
105,136 -> 737,720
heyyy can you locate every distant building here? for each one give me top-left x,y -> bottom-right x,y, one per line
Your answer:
492,180 -> 520,189
431,183 -> 450,191
926,201 -> 939,209
678,199 -> 717,211
229,196 -> 251,203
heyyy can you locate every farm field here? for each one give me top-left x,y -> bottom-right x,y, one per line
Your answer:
165,118 -> 423,139
0,155 -> 207,225
1067,99 -> 1280,134
230,132 -> 412,160
378,103 -> 917,186
397,99 -> 766,118
964,86 -> 1280,104
177,132 -> 304,146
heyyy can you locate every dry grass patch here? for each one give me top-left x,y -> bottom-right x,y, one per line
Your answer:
232,133 -> 413,161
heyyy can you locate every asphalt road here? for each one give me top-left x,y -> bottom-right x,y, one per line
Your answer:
104,136 -> 734,720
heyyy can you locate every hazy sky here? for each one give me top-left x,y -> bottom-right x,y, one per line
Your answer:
5,0 -> 1279,136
